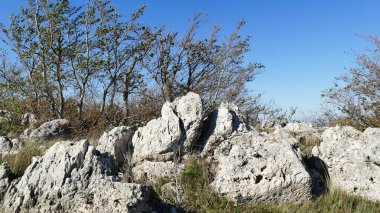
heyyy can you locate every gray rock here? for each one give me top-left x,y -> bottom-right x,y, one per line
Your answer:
2,140 -> 159,212
10,139 -> 23,152
261,118 -> 287,129
169,92 -> 203,151
132,92 -> 202,164
97,126 -> 136,170
313,126 -> 380,201
21,113 -> 38,126
0,163 -> 11,201
210,131 -> 313,204
0,137 -> 24,155
0,136 -> 12,154
132,161 -> 183,184
284,122 -> 314,133
201,103 -> 250,157
27,119 -> 70,142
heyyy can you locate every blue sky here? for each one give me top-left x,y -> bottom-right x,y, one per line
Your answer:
1,0 -> 380,118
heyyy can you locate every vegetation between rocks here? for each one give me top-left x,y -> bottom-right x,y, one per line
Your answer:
156,157 -> 380,213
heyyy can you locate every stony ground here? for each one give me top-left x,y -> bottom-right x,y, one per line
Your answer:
1,92 -> 380,212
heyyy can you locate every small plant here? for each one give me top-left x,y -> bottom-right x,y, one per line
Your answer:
2,144 -> 43,178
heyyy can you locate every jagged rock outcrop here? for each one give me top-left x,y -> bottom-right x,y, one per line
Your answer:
97,126 -> 136,170
0,137 -> 12,155
201,103 -> 250,157
169,92 -> 203,150
2,140 -> 160,212
21,113 -> 38,126
131,93 -> 202,183
132,92 -> 202,164
24,119 -> 70,142
0,136 -> 22,155
312,126 -> 380,201
210,130 -> 313,204
0,163 -> 11,201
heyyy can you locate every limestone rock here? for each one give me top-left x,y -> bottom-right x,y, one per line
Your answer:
201,104 -> 250,156
2,140 -> 159,212
0,137 -> 24,155
210,131 -> 313,204
21,113 -> 38,126
0,136 -> 12,154
0,163 -> 11,201
27,119 -> 70,142
313,126 -> 380,201
261,118 -> 287,129
132,92 -> 202,164
132,161 -> 183,184
10,139 -> 23,152
169,92 -> 203,150
284,122 -> 314,133
97,126 -> 136,170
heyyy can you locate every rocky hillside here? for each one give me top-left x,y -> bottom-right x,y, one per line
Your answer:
0,92 -> 380,212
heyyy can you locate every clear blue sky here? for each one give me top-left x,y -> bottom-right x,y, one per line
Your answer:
1,1 -> 380,118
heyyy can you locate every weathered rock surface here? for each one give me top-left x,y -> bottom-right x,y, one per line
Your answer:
97,126 -> 136,170
2,140 -> 159,212
201,104 -> 250,156
210,131 -> 313,204
0,136 -> 13,154
284,122 -> 314,133
26,119 -> 70,142
0,136 -> 22,155
313,126 -> 380,201
169,92 -> 203,150
132,92 -> 202,163
132,161 -> 183,184
260,118 -> 287,129
21,113 -> 38,126
0,163 -> 11,201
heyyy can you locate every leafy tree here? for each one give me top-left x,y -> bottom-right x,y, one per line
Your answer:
323,35 -> 380,129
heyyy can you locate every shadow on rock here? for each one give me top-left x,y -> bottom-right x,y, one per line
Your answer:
303,155 -> 330,197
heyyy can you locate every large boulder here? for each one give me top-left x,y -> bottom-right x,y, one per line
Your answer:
21,113 -> 38,126
210,131 -> 313,204
312,126 -> 380,201
2,140 -> 160,212
26,119 -> 70,142
200,104 -> 250,156
131,93 -> 202,184
169,92 -> 203,150
97,126 -> 136,170
132,92 -> 202,164
0,163 -> 11,201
